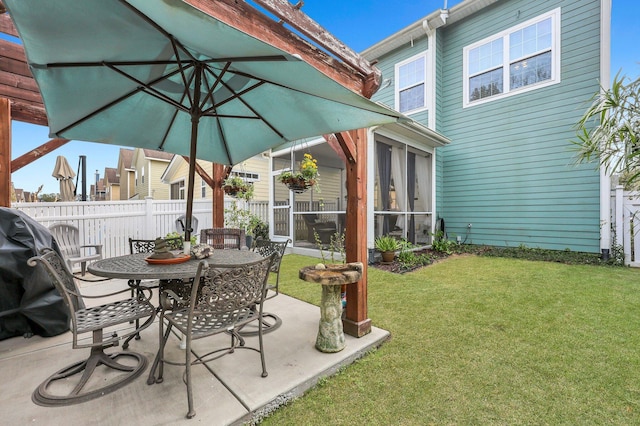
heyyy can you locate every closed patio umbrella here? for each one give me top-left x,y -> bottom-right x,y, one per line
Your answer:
4,0 -> 406,241
51,155 -> 76,202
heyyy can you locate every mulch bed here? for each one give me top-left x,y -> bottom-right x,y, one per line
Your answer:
370,248 -> 453,274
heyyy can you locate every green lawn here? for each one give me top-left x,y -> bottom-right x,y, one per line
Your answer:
263,254 -> 640,425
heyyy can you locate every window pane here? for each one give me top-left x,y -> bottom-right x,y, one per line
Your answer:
469,68 -> 503,101
510,17 -> 552,60
399,57 -> 425,88
469,39 -> 503,76
509,51 -> 551,89
399,83 -> 425,112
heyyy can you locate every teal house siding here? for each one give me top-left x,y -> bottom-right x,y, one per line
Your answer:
436,0 -> 602,252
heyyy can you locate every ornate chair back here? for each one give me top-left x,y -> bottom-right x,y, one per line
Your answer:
200,227 -> 245,250
129,236 -> 183,254
252,238 -> 290,298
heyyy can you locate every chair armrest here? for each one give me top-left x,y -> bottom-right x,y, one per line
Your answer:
79,285 -> 153,301
80,244 -> 103,255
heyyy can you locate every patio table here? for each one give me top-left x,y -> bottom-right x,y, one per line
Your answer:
88,250 -> 261,281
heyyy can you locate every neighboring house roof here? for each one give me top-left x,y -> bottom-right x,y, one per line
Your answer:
161,155 -> 187,183
138,148 -> 174,162
117,148 -> 135,171
161,156 -> 212,184
104,167 -> 119,185
361,0 -> 500,60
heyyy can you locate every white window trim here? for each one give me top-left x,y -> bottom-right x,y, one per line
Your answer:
229,170 -> 260,183
395,51 -> 429,114
462,7 -> 561,108
171,179 -> 186,200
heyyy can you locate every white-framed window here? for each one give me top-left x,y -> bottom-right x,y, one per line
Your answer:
170,180 -> 185,200
229,171 -> 260,182
463,8 -> 561,107
395,51 -> 428,114
141,167 -> 145,184
201,179 -> 206,198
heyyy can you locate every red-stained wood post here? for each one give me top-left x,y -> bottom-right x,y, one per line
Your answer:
212,163 -> 227,227
342,128 -> 371,337
0,98 -> 11,207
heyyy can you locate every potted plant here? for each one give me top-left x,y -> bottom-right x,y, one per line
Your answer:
222,175 -> 254,201
224,201 -> 267,248
279,153 -> 319,193
375,235 -> 400,263
248,215 -> 269,242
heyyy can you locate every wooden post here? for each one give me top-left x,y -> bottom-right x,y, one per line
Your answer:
212,163 -> 226,227
342,128 -> 371,337
0,98 -> 11,207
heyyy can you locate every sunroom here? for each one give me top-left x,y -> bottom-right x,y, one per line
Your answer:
269,120 -> 449,259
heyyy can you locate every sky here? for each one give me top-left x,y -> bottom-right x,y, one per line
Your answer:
10,0 -> 640,196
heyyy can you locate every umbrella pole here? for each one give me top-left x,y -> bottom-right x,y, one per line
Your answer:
183,65 -> 203,253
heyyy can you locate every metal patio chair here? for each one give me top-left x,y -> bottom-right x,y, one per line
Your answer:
28,248 -> 156,406
199,227 -> 245,250
154,254 -> 275,419
252,238 -> 290,299
48,223 -> 102,276
123,236 -> 183,348
236,238 -> 291,337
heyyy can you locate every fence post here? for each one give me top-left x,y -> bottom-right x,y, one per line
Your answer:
145,196 -> 154,239
615,186 -> 624,249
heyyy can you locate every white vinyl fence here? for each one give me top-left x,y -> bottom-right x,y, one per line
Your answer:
13,198 -> 269,260
612,186 -> 640,266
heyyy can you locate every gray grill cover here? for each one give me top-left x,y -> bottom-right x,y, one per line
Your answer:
0,208 -> 69,340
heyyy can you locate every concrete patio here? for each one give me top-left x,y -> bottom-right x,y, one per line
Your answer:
0,277 -> 389,425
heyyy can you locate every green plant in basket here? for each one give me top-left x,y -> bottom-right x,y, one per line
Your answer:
222,175 -> 254,201
279,153 -> 319,192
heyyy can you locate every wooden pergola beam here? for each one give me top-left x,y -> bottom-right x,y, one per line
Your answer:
0,98 -> 10,204
184,0 -> 380,97
11,138 -> 69,172
250,0 -> 381,96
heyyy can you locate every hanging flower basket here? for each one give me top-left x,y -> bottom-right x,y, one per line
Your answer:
281,176 -> 317,193
279,153 -> 319,194
223,176 -> 254,201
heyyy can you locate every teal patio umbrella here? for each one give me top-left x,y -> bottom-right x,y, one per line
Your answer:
4,0 -> 405,241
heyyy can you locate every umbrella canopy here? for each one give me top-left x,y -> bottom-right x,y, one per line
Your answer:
51,155 -> 76,201
5,0 -> 405,239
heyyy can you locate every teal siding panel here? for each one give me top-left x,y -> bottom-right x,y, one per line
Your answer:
438,0 -> 602,253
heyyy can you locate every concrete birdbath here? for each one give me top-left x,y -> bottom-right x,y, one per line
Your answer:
299,262 -> 363,353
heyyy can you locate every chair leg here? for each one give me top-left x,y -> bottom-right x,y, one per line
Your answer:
185,336 -> 195,419
123,280 -> 143,350
153,319 -> 173,384
237,303 -> 282,336
258,313 -> 268,378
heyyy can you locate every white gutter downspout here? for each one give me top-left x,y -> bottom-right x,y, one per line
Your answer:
367,126 -> 381,253
600,0 -> 612,259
